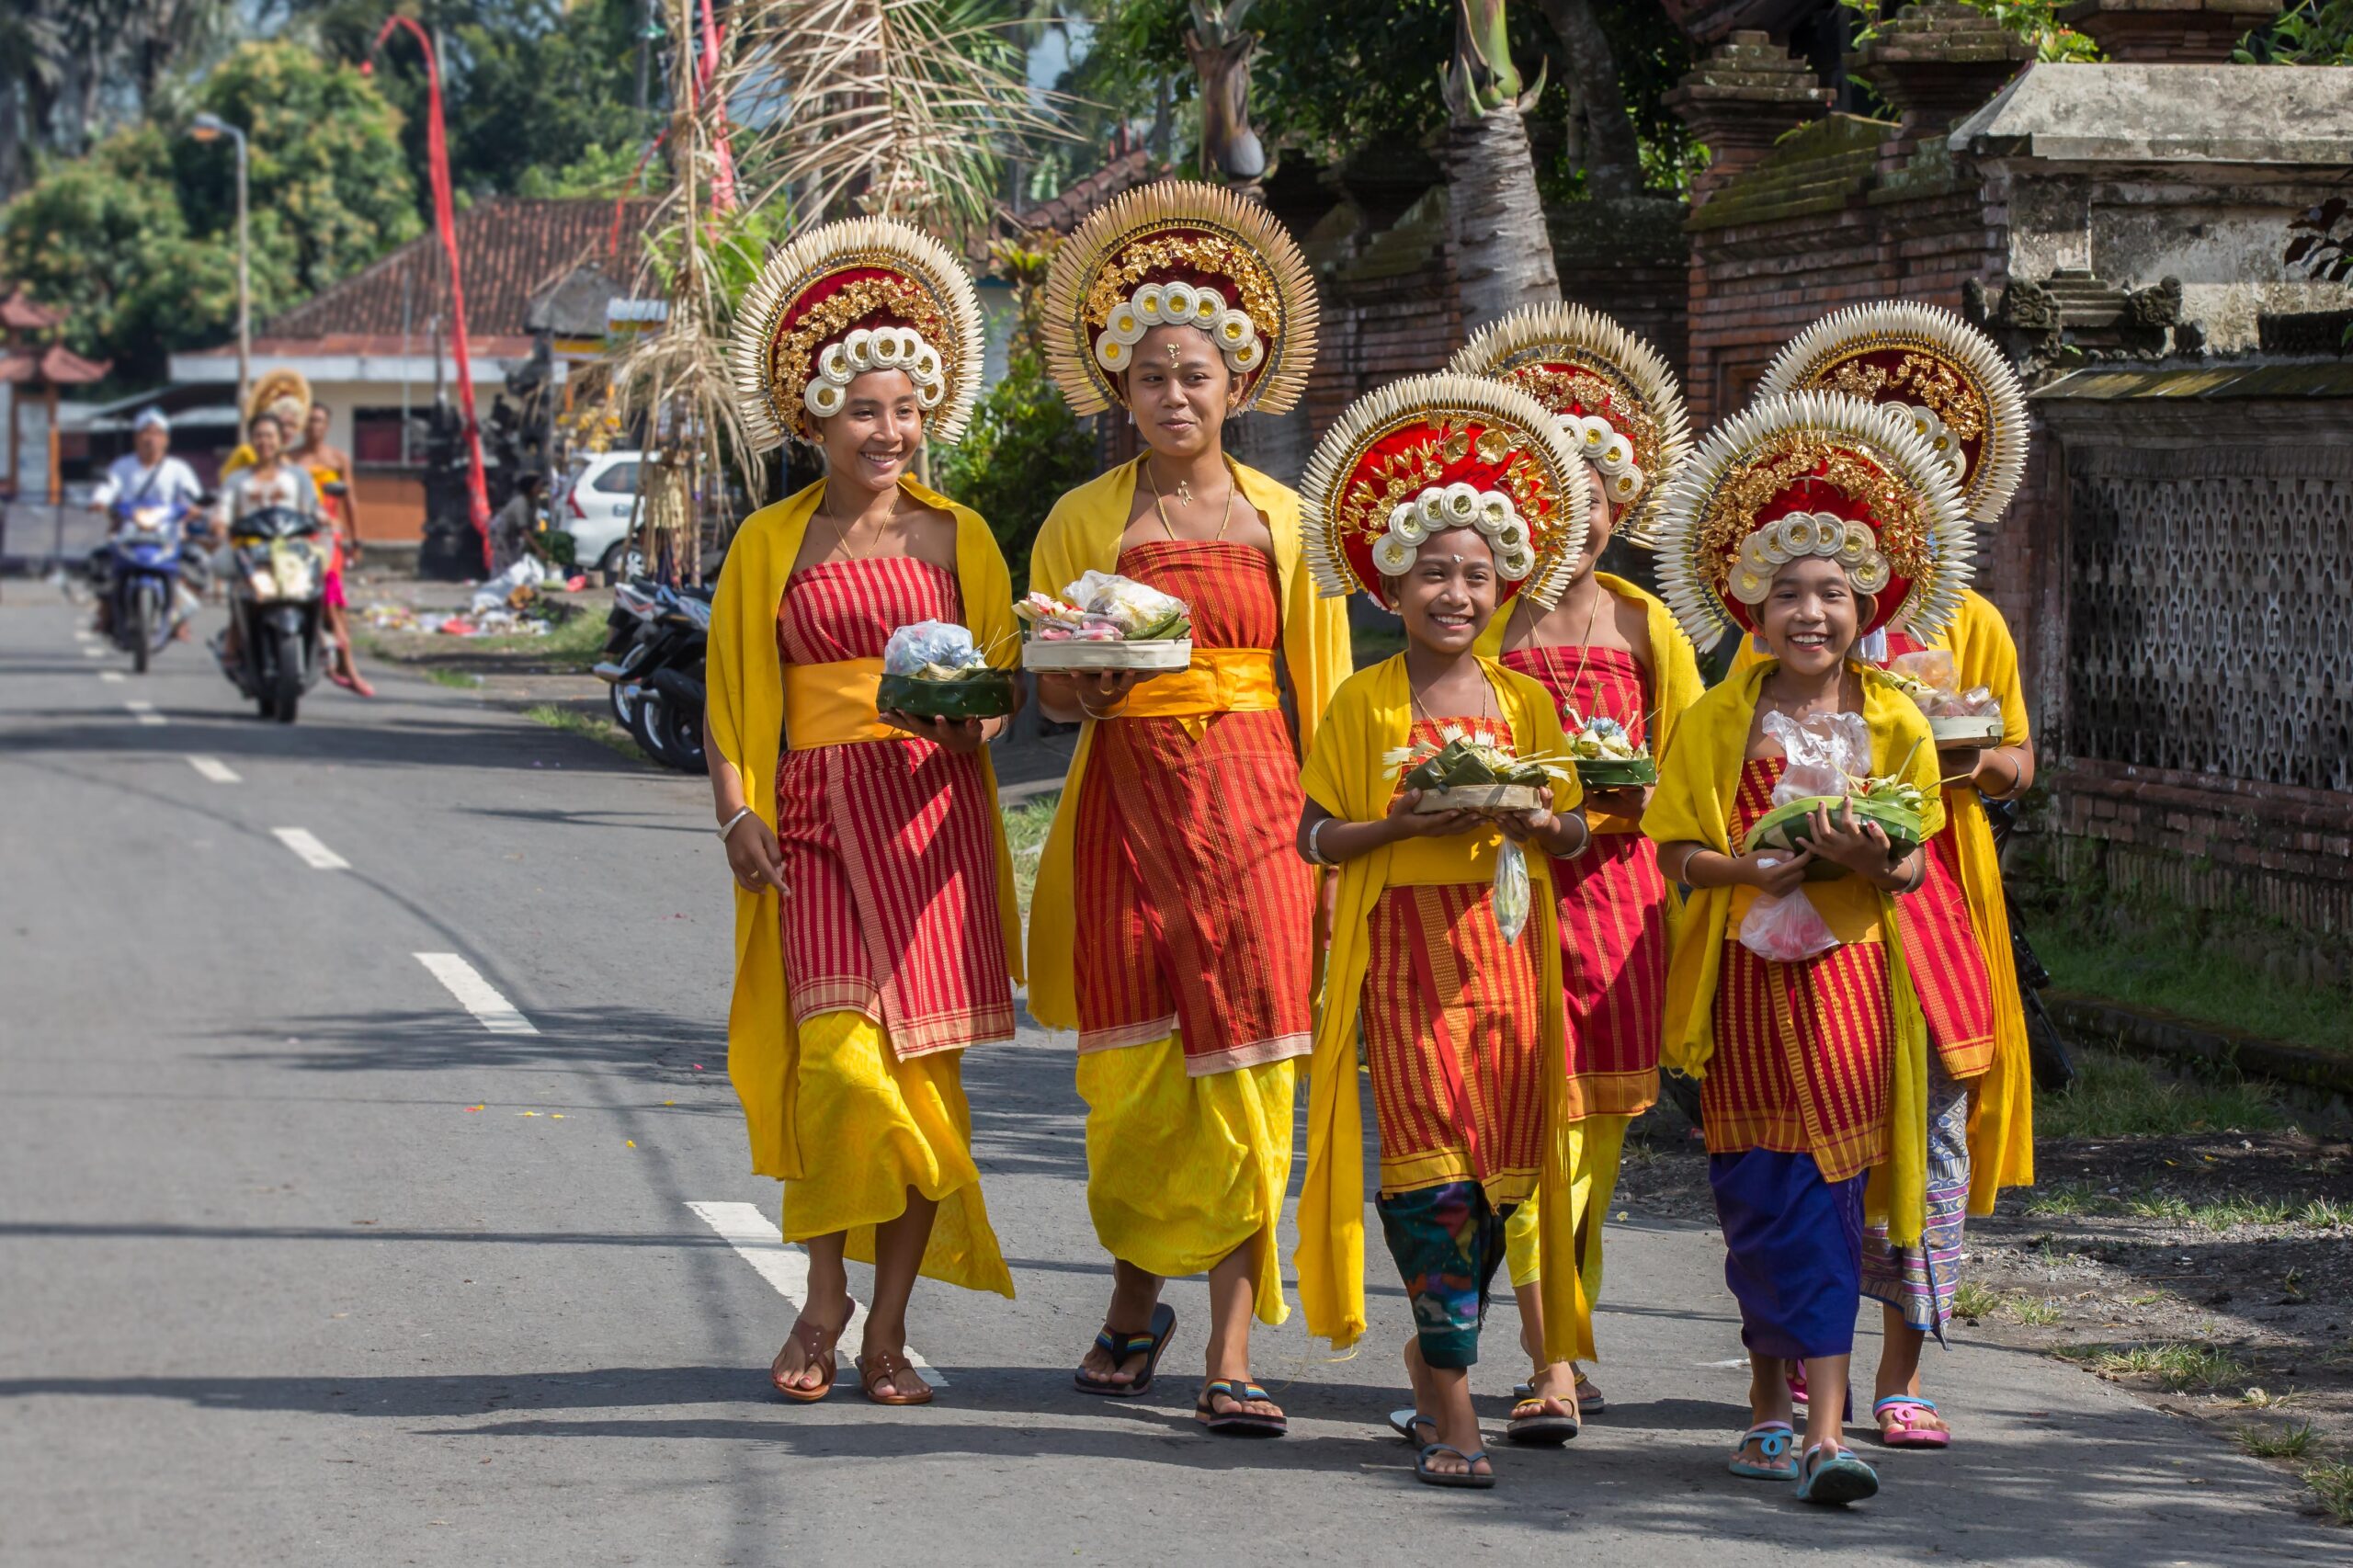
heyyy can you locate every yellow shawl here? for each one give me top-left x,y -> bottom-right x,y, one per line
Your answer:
706,475 -> 1024,1181
1939,591 -> 2036,1210
1643,659 -> 1944,1244
1023,457 -> 1354,1030
1728,589 -> 2034,1210
1292,654 -> 1594,1359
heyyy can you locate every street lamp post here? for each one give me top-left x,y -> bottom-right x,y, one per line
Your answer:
188,113 -> 251,412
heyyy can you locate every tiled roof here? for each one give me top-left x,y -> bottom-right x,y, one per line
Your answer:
1,285 -> 66,333
968,144 -> 1172,267
0,343 -> 110,384
262,198 -> 658,342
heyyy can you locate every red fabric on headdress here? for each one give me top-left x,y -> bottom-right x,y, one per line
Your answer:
1837,346 -> 1984,493
1718,471 -> 1914,639
1336,420 -> 1556,610
771,265 -> 922,381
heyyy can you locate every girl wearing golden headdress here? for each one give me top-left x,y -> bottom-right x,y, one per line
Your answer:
1025,181 -> 1348,1434
1752,303 -> 2037,1448
1293,373 -> 1593,1486
1647,391 -> 1968,1505
1448,304 -> 1701,1425
706,218 -> 1021,1408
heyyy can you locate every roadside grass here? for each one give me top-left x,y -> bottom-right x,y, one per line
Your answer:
522,701 -> 640,760
1002,790 -> 1060,922
1954,1280 -> 2064,1326
2026,908 -> 2353,1057
2034,1048 -> 2289,1140
2304,1460 -> 2353,1524
2069,1342 -> 2256,1393
2301,1197 -> 2350,1228
426,667 -> 482,689
472,607 -> 608,669
2022,1179 -> 2103,1218
2236,1420 -> 2316,1460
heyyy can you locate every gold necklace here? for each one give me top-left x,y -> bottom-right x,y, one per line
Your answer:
1407,666 -> 1497,727
1145,459 -> 1234,544
816,484 -> 898,562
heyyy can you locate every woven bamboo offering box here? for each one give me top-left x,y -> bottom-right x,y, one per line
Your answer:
1886,649 -> 2005,745
1017,571 -> 1194,672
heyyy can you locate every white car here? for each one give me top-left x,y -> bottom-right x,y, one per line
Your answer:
555,450 -> 645,581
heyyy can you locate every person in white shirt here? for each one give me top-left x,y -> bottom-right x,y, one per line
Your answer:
89,408 -> 208,638
91,408 -> 207,526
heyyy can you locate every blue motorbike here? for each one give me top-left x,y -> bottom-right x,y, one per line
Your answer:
97,495 -> 206,674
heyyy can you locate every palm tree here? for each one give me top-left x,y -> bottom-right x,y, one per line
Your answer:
1536,0 -> 1640,200
1441,0 -> 1561,333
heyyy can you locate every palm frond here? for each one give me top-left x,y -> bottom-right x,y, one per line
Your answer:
715,0 -> 1072,238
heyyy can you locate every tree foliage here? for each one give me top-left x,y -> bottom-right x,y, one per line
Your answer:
0,41 -> 419,385
1071,0 -> 1698,198
2236,0 -> 2353,63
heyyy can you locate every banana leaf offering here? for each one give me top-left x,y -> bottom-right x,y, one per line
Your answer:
1739,775 -> 1927,879
1564,712 -> 1656,789
1389,733 -> 1571,814
879,621 -> 1015,721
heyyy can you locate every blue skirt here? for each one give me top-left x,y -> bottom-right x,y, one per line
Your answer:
1710,1148 -> 1867,1361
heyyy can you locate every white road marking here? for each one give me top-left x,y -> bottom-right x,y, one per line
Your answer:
187,756 -> 240,784
125,699 -> 164,725
99,671 -> 126,684
74,628 -> 94,642
271,826 -> 348,870
686,1200 -> 947,1387
413,953 -> 538,1035
83,645 -> 104,657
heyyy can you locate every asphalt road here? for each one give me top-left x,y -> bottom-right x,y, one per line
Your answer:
2,592 -> 2342,1567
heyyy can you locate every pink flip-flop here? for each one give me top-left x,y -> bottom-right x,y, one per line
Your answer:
1874,1394 -> 1951,1449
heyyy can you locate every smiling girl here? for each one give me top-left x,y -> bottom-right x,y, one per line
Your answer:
1646,391 -> 1968,1506
1292,374 -> 1593,1488
706,219 -> 1024,1409
1021,182 -> 1348,1433
1449,303 -> 1703,1429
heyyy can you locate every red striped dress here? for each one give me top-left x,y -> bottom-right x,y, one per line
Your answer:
1881,631 -> 1996,1078
774,557 -> 1014,1056
1702,757 -> 1894,1184
1361,717 -> 1549,1204
1073,540 -> 1313,1075
1501,642 -> 1667,1119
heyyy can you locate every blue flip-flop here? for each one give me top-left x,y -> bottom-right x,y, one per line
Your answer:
1415,1442 -> 1496,1489
1727,1421 -> 1797,1480
1388,1408 -> 1438,1444
1793,1442 -> 1880,1506
1072,1301 -> 1176,1398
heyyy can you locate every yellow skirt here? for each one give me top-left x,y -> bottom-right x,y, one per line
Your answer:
1504,1114 -> 1628,1359
779,1010 -> 1014,1298
1076,1033 -> 1293,1325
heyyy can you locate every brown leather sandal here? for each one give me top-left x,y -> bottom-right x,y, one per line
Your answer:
857,1350 -> 935,1407
770,1312 -> 846,1403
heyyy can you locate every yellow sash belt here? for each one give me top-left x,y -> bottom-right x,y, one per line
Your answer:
1119,647 -> 1281,720
782,656 -> 897,749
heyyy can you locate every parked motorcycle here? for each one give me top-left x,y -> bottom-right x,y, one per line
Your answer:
221,504 -> 328,724
93,494 -> 205,673
592,578 -> 708,773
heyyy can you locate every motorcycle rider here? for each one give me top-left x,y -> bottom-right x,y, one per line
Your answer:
212,411 -> 318,674
88,408 -> 206,639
